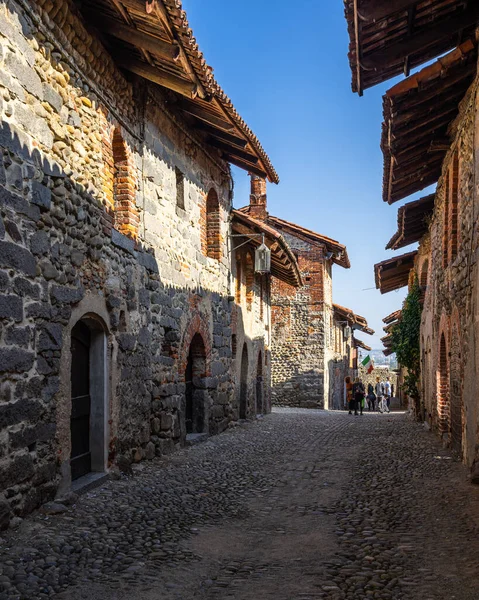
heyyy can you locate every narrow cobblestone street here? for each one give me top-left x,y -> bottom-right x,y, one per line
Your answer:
1,409 -> 479,600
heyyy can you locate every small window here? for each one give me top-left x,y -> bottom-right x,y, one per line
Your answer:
232,334 -> 237,358
176,167 -> 185,210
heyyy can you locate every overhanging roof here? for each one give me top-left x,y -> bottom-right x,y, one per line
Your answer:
333,303 -> 374,335
383,309 -> 402,324
262,215 -> 350,269
231,210 -> 302,287
354,337 -> 372,352
374,251 -> 417,294
382,42 -> 477,204
76,0 -> 278,182
386,194 -> 435,250
344,0 -> 479,94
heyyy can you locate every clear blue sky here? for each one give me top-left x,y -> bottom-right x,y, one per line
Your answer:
183,0 -> 430,348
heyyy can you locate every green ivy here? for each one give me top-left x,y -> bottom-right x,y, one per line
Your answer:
390,276 -> 422,415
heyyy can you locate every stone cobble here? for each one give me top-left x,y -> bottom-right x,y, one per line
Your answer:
1,409 -> 479,599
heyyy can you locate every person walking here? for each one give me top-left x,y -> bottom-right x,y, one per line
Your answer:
375,377 -> 385,413
352,378 -> 365,416
367,383 -> 376,411
384,377 -> 392,412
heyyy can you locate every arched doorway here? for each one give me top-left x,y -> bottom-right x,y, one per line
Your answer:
185,333 -> 207,434
70,317 -> 107,481
256,352 -> 263,414
437,333 -> 449,439
239,344 -> 248,419
449,323 -> 462,455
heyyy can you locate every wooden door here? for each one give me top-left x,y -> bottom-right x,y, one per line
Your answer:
70,321 -> 91,480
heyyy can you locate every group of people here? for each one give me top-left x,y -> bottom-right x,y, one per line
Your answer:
345,376 -> 393,416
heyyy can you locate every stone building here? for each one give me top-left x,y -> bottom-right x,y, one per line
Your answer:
231,198 -> 301,419
344,2 -> 479,475
329,304 -> 374,409
236,183 -> 374,409
0,0 -> 298,526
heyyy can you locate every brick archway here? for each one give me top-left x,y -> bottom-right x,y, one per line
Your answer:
179,314 -> 212,378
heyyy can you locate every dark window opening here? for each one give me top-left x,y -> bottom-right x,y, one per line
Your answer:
176,167 -> 185,210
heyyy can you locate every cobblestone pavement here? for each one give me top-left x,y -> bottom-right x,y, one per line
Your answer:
1,408 -> 479,600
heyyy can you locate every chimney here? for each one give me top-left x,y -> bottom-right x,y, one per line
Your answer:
249,174 -> 267,221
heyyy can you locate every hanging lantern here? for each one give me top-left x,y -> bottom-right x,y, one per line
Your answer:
344,325 -> 351,340
255,242 -> 271,274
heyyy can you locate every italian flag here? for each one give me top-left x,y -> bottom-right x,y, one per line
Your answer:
361,354 -> 374,374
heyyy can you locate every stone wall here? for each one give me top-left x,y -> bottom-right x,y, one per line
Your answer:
271,234 -> 328,408
418,64 -> 479,471
0,0 -> 266,526
328,319 -> 355,410
231,246 -> 271,417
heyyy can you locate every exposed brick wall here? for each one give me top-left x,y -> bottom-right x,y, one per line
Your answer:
111,128 -> 138,239
204,188 -> 222,260
271,233 -> 330,409
249,175 -> 267,221
418,72 -> 479,471
0,0 -> 243,525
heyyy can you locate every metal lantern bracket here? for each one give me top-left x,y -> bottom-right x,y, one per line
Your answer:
336,320 -> 352,339
228,233 -> 266,254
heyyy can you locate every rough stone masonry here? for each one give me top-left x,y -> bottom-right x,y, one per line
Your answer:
0,0 -> 274,528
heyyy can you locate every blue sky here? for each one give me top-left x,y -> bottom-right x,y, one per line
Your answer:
183,0 -> 430,348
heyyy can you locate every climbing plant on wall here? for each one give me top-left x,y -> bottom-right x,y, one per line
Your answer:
390,276 -> 422,417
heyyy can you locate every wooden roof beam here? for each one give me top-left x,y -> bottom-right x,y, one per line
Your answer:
118,56 -> 198,98
100,19 -> 180,61
208,138 -> 259,164
361,4 -> 479,71
358,0 -> 419,23
224,155 -> 268,178
180,101 -> 235,131
194,122 -> 247,148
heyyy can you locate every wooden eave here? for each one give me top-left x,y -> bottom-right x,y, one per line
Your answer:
383,347 -> 395,356
344,0 -> 479,94
386,193 -> 435,250
354,337 -> 372,352
383,309 -> 402,324
231,210 -> 302,288
381,42 -> 477,204
374,251 -> 417,294
76,0 -> 278,182
263,215 -> 351,269
333,303 -> 374,335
